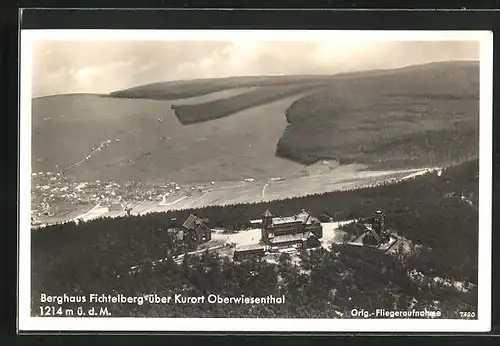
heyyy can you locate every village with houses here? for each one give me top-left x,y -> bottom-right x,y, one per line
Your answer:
30,171 -> 210,226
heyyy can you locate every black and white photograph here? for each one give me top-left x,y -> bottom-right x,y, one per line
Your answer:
18,30 -> 492,332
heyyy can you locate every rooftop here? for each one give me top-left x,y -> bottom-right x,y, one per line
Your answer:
270,210 -> 319,226
182,214 -> 208,230
235,244 -> 266,252
272,216 -> 302,225
269,232 -> 310,244
262,209 -> 273,218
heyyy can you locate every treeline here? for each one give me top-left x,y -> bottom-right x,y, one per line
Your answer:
32,159 -> 479,313
32,216 -> 186,298
171,83 -> 326,125
32,244 -> 477,318
385,93 -> 479,100
275,61 -> 479,168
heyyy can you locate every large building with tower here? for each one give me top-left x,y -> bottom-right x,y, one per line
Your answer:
260,209 -> 323,248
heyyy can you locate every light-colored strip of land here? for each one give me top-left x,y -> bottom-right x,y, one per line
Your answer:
70,166 -> 438,224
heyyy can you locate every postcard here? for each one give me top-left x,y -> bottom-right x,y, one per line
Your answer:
18,29 -> 492,332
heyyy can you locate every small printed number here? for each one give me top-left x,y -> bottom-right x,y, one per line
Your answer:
459,311 -> 476,318
40,306 -> 63,316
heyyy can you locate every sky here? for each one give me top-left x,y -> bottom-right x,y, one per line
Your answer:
31,40 -> 479,97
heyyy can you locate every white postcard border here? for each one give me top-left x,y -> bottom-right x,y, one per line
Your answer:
18,29 -> 493,332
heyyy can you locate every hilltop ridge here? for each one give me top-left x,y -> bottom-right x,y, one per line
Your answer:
32,60 -> 479,183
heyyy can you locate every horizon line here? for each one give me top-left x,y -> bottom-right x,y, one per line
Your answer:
32,59 -> 479,100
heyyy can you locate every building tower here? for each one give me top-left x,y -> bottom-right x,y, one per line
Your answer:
262,209 -> 273,228
261,209 -> 273,241
371,210 -> 386,236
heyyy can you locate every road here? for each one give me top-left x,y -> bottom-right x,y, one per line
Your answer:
262,183 -> 269,201
129,244 -> 226,273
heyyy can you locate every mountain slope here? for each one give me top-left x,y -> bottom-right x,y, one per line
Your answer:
32,61 -> 479,183
32,91 -> 306,183
277,61 -> 479,168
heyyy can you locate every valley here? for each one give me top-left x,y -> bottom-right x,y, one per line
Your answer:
31,61 -> 479,229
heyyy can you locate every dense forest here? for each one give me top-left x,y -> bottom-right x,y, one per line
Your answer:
276,61 -> 479,168
32,246 -> 477,318
171,83 -> 326,124
32,159 -> 479,318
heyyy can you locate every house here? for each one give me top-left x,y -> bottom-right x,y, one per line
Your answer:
302,234 -> 322,249
181,214 -> 211,244
249,219 -> 262,226
260,209 -> 323,248
233,244 -> 268,261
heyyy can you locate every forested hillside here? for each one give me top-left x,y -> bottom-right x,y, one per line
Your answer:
32,62 -> 479,182
32,159 -> 479,317
276,61 -> 479,168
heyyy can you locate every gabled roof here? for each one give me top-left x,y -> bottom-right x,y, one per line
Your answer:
272,216 -> 301,225
182,214 -> 207,231
369,228 -> 382,243
296,209 -> 314,224
262,209 -> 273,217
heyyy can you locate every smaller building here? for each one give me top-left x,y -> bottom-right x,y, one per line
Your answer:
249,219 -> 262,226
233,244 -> 268,261
182,214 -> 211,244
302,234 -> 322,249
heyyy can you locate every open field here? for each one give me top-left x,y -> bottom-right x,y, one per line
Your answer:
171,83 -> 326,124
32,91 -> 308,184
166,86 -> 259,105
277,61 -> 479,168
48,165 -> 432,223
33,165 -> 431,227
